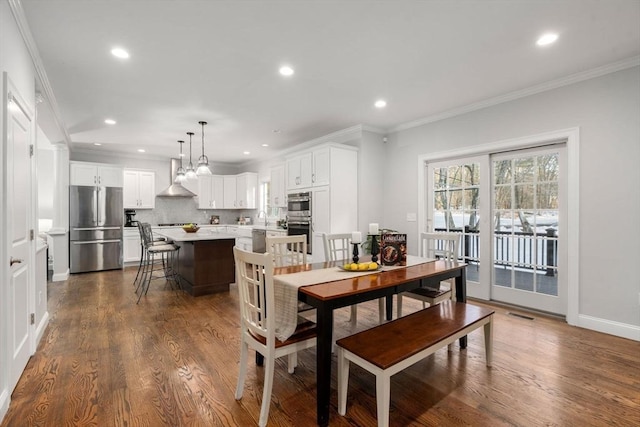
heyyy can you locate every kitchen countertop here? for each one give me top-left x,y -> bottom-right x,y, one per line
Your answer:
155,228 -> 237,242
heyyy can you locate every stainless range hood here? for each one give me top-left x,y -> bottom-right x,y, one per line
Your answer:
157,158 -> 197,197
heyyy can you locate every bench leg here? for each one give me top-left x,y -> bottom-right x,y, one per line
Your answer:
349,305 -> 358,328
484,316 -> 493,367
376,372 -> 391,427
337,348 -> 349,416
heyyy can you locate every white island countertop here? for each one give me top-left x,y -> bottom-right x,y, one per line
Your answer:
155,228 -> 238,242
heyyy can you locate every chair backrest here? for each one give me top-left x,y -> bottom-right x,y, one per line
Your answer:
420,232 -> 459,261
140,223 -> 154,248
265,234 -> 307,267
233,246 -> 274,341
322,233 -> 351,262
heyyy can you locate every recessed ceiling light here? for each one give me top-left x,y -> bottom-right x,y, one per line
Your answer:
94,143 -> 102,146
243,151 -> 251,155
111,47 -> 130,59
374,99 -> 387,108
279,66 -> 294,76
272,129 -> 281,133
261,143 -> 269,147
104,118 -> 116,125
137,149 -> 145,153
536,33 -> 558,46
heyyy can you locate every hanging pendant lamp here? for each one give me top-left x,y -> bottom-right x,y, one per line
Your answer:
175,140 -> 187,183
196,120 -> 212,175
185,131 -> 197,179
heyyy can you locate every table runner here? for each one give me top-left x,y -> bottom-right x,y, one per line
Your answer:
273,255 -> 435,341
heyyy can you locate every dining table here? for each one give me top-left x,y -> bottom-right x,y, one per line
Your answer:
273,256 -> 467,426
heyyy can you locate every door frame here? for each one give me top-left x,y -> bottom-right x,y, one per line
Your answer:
417,127 -> 579,325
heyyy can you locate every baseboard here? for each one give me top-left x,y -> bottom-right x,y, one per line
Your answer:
35,311 -> 49,344
51,269 -> 69,282
577,314 -> 640,341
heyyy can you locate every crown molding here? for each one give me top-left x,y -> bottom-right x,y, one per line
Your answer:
9,0 -> 71,146
392,56 -> 640,133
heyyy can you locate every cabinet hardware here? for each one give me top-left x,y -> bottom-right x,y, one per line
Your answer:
10,257 -> 23,266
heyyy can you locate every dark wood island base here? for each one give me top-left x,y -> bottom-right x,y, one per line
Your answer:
176,238 -> 236,296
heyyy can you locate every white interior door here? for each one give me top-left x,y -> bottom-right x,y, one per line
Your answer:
6,86 -> 33,392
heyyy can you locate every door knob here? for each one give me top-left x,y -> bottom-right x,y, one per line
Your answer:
10,257 -> 23,266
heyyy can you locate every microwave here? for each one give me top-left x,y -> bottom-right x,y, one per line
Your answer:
287,192 -> 311,214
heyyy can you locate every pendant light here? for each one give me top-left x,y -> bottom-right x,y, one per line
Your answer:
196,120 -> 211,175
174,140 -> 186,183
185,131 -> 197,179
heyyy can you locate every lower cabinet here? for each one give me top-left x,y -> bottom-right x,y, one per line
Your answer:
123,229 -> 142,263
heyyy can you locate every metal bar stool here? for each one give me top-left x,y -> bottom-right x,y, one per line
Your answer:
135,223 -> 181,303
132,222 -> 167,288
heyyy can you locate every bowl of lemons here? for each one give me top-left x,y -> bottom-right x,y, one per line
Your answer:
182,223 -> 200,233
339,261 -> 380,272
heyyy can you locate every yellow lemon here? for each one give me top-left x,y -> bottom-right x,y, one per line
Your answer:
350,263 -> 358,270
358,263 -> 368,271
343,264 -> 351,270
368,262 -> 378,270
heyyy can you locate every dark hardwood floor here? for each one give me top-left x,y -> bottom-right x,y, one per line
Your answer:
2,267 -> 639,426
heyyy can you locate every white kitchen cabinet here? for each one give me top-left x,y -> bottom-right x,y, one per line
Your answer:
286,152 -> 312,190
236,172 -> 257,209
123,169 -> 155,209
223,176 -> 237,208
123,228 -> 142,263
311,186 -> 331,262
222,173 -> 257,209
70,161 -> 123,187
285,145 -> 355,191
270,164 -> 286,207
198,175 -> 224,209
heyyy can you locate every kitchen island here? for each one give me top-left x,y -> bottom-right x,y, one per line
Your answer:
155,228 -> 236,297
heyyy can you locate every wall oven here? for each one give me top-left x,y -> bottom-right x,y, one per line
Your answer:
287,192 -> 312,254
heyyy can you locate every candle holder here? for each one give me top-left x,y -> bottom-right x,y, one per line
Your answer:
352,243 -> 359,264
369,234 -> 380,264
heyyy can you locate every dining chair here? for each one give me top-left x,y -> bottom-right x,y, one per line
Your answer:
233,247 -> 317,427
323,233 -> 385,326
396,232 -> 460,317
265,234 -> 307,267
135,223 -> 181,303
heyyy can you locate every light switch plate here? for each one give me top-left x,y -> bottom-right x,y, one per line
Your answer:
406,212 -> 417,222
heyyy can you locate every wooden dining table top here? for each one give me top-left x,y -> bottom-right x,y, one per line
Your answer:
274,258 -> 466,301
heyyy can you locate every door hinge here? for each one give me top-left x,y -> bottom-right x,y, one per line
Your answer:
30,144 -> 34,157
30,313 -> 35,325
30,229 -> 35,240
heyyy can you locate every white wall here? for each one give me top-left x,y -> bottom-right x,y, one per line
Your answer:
381,66 -> 640,331
37,126 -> 55,223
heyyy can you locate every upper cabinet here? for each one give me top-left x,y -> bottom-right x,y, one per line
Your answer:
285,144 -> 357,191
198,175 -> 224,209
270,164 -> 286,207
223,176 -> 237,208
236,172 -> 257,209
123,169 -> 155,209
70,161 -> 123,187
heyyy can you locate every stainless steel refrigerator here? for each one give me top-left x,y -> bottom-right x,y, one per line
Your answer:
69,185 -> 123,273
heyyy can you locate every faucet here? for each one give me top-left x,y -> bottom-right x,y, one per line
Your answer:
257,210 -> 268,226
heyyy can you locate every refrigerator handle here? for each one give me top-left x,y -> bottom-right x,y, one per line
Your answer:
96,187 -> 100,225
72,240 -> 121,245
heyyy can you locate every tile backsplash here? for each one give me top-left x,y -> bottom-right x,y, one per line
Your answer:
134,197 -> 256,225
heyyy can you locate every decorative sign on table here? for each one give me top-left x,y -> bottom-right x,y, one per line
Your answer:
380,233 -> 407,266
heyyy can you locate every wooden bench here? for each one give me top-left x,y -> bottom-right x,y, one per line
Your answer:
336,301 -> 494,427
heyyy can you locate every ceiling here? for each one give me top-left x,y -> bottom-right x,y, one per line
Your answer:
20,0 -> 640,165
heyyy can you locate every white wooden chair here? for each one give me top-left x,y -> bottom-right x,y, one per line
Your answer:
233,247 -> 317,427
265,234 -> 307,267
323,233 -> 385,326
396,232 -> 460,317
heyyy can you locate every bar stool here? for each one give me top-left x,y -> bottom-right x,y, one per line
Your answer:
135,223 -> 181,303
132,222 -> 167,288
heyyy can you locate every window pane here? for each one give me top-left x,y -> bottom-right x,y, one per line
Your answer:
448,165 -> 463,188
494,160 -> 511,184
537,154 -> 558,183
537,183 -> 558,209
514,184 -> 534,209
433,168 -> 447,189
462,164 -> 480,186
514,158 -> 535,183
494,186 -> 511,209
449,190 -> 463,210
463,188 -> 479,209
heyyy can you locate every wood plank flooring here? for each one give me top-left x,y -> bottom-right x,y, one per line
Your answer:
2,267 -> 639,426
